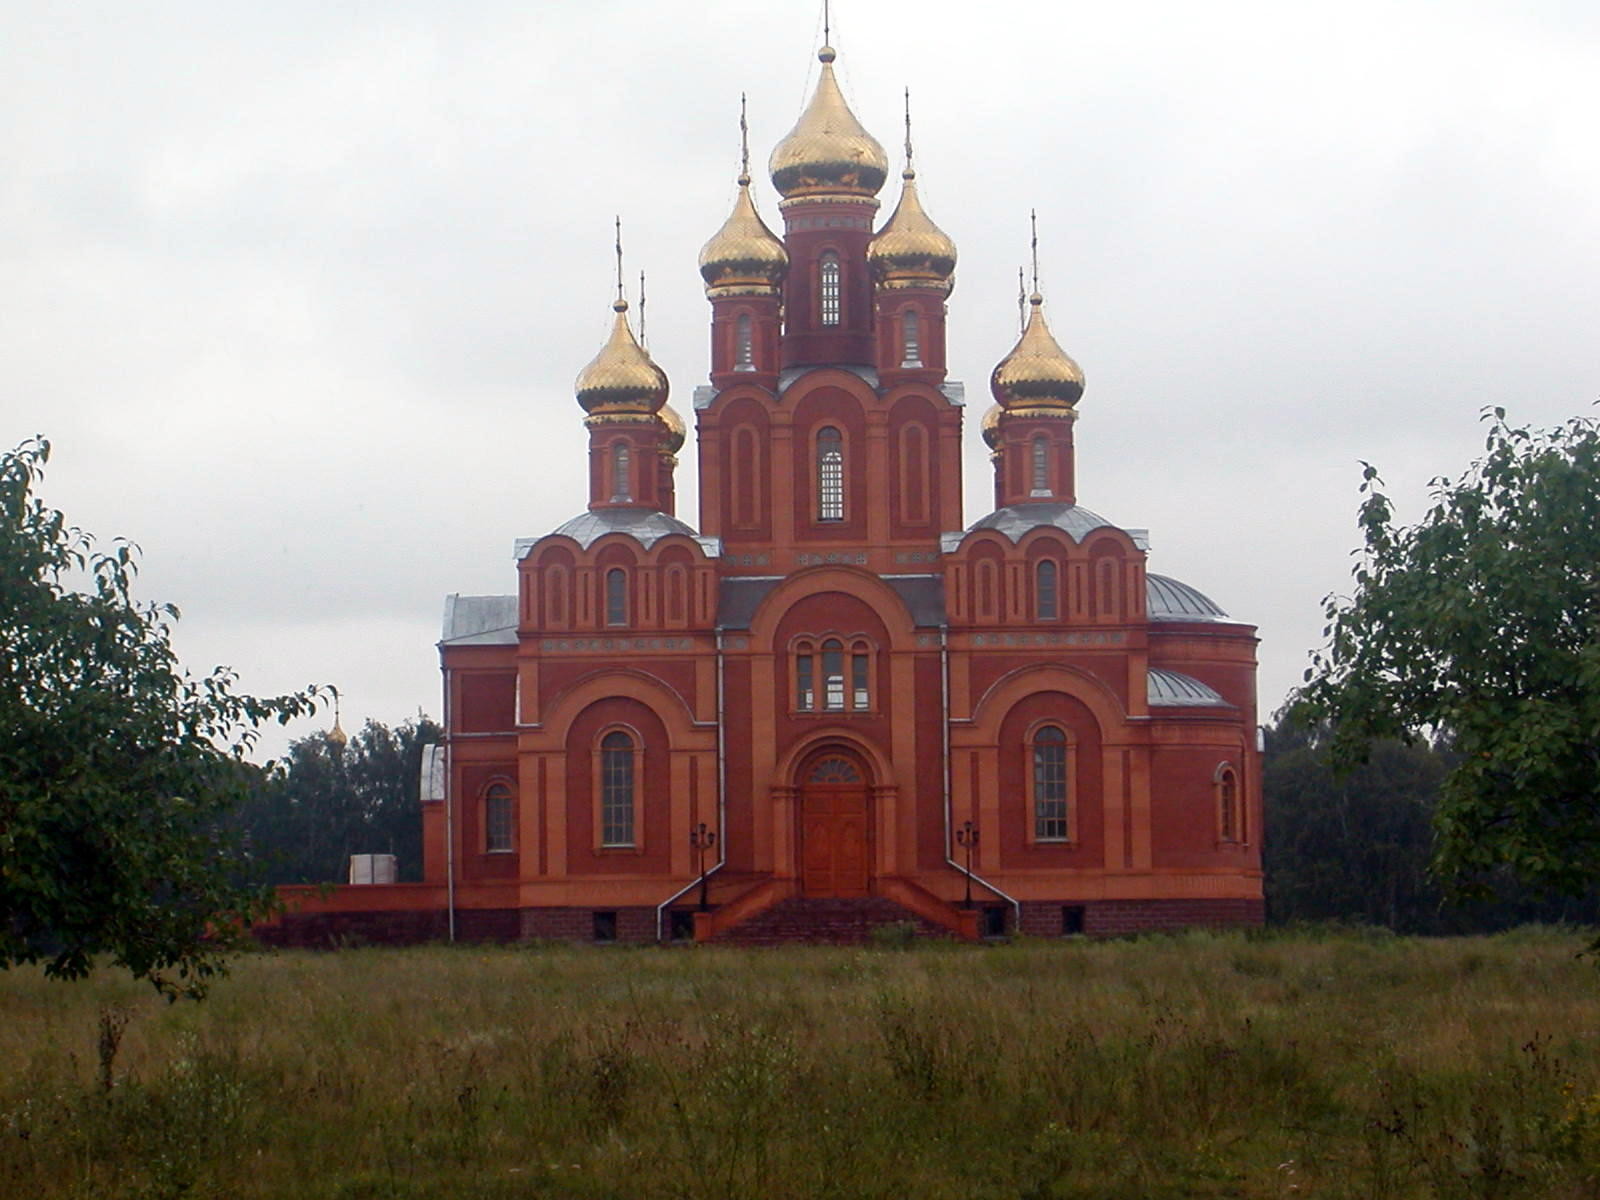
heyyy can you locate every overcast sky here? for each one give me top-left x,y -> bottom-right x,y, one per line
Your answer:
6,1 -> 1598,759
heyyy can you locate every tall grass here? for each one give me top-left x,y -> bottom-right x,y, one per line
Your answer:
3,929 -> 1599,1198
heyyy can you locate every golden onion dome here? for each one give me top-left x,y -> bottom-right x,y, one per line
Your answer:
980,403 -> 1003,449
575,298 -> 669,415
768,47 -> 888,200
868,168 -> 956,291
658,403 -> 686,454
990,292 -> 1084,410
698,174 -> 788,296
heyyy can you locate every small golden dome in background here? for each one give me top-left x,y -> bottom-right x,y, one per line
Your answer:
980,403 -> 1003,448
869,168 -> 956,292
575,298 -> 669,415
698,176 -> 788,296
659,403 -> 686,454
769,47 -> 888,200
990,293 -> 1084,410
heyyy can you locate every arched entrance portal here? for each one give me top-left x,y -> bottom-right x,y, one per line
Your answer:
798,751 -> 871,897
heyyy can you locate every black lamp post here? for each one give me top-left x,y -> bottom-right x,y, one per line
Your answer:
955,819 -> 979,909
689,822 -> 718,912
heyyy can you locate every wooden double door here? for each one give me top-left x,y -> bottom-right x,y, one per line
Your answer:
799,754 -> 870,897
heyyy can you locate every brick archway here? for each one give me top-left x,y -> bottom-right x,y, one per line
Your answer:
795,747 -> 872,898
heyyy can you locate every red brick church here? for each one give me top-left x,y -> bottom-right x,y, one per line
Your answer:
272,38 -> 1262,945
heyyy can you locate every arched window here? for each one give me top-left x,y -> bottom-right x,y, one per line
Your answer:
484,782 -> 513,853
735,313 -> 754,369
1215,762 -> 1241,843
901,308 -> 921,366
817,426 -> 844,521
1036,560 -> 1058,621
821,639 -> 846,710
977,560 -> 997,619
605,568 -> 628,627
600,730 -> 636,847
1097,558 -> 1118,618
666,565 -> 687,625
819,252 -> 841,326
1031,437 -> 1049,494
612,442 -> 632,502
545,565 -> 568,628
1032,726 -> 1070,842
795,640 -> 816,709
852,644 -> 870,709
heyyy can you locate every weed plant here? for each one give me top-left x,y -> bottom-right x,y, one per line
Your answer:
2,928 -> 1599,1198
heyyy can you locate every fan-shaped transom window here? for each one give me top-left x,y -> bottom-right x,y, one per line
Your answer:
600,730 -> 636,847
817,427 -> 844,521
809,756 -> 862,784
1032,726 -> 1070,842
819,253 -> 841,326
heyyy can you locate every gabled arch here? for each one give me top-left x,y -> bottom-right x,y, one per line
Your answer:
771,726 -> 896,792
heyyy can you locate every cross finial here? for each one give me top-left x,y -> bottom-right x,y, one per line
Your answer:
823,0 -> 831,46
614,215 -> 625,305
1018,267 -> 1026,334
903,87 -> 913,173
638,270 -> 648,348
739,92 -> 750,184
1029,209 -> 1040,296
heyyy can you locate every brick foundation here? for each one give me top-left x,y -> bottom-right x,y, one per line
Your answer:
1017,897 -> 1265,938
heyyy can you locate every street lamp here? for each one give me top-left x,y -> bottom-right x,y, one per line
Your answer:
955,819 -> 979,909
689,822 -> 718,912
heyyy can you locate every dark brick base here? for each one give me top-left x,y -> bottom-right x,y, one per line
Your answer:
256,906 -> 665,948
1017,897 -> 1265,938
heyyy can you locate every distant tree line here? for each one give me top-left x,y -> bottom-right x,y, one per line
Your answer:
231,716 -> 442,885
1263,717 -> 1600,932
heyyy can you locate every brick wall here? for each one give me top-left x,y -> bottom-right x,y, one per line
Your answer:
1017,897 -> 1265,938
521,906 -> 658,943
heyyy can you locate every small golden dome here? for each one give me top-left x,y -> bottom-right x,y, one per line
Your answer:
868,168 -> 956,292
980,402 -> 1003,448
575,298 -> 669,415
659,403 -> 686,454
990,292 -> 1084,410
698,176 -> 788,296
769,47 -> 888,200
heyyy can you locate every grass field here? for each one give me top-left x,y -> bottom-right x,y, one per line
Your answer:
3,929 -> 1599,1199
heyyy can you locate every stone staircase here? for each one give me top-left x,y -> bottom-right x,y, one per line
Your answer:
710,895 -> 953,946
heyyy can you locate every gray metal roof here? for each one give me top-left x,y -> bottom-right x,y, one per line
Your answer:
1146,574 -> 1230,622
951,503 -> 1151,551
519,508 -> 720,555
441,594 -> 517,645
1147,668 -> 1230,708
714,573 -> 946,630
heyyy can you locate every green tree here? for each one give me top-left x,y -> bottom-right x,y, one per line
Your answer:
0,437 -> 321,997
1293,409 -> 1600,903
234,715 -> 441,884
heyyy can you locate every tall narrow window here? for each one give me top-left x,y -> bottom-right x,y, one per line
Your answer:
819,252 -> 841,326
1033,726 -> 1069,841
485,783 -> 513,852
851,648 -> 870,709
1031,437 -> 1049,494
600,731 -> 635,847
545,566 -> 568,627
612,442 -> 632,502
1037,560 -> 1058,620
1216,764 -> 1240,842
666,566 -> 686,625
822,639 -> 845,710
795,644 -> 815,710
817,426 -> 844,521
605,568 -> 627,627
735,313 -> 754,369
901,309 -> 921,366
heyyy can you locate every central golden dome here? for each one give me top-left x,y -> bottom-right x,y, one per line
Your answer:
575,298 -> 669,415
698,174 -> 788,296
868,167 -> 956,291
990,293 -> 1085,410
768,47 -> 888,200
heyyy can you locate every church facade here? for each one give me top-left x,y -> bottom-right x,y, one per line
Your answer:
273,39 -> 1262,945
